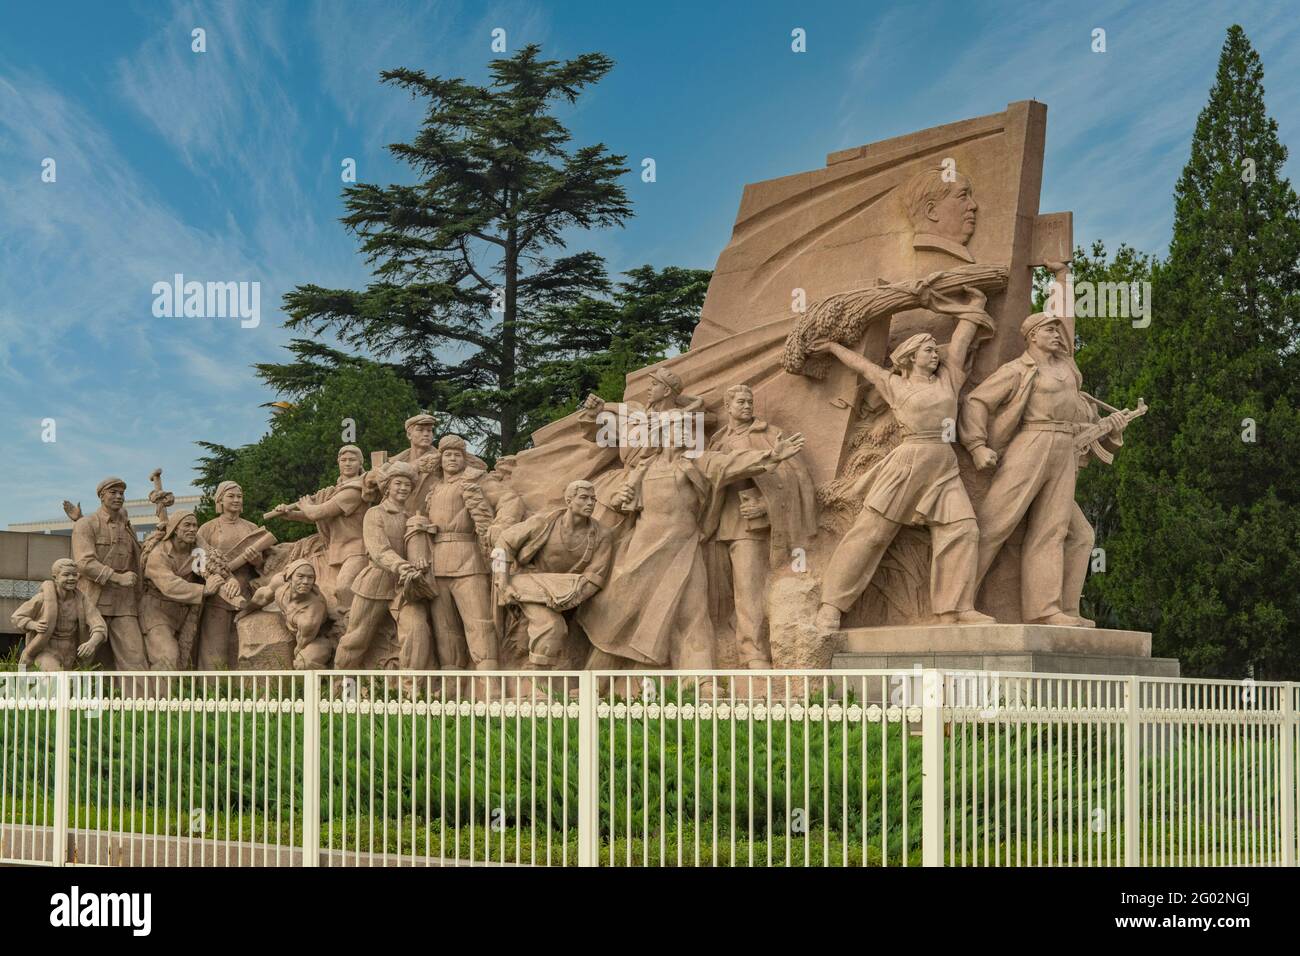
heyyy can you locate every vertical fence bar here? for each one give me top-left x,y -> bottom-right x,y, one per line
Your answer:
577,671 -> 597,867
301,671 -> 320,867
1282,682 -> 1296,868
51,673 -> 70,866
1124,676 -> 1139,867
921,669 -> 943,867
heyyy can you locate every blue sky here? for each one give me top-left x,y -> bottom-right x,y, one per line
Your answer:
2,0 -> 1297,526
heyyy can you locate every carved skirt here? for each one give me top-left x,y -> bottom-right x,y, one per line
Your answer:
861,441 -> 974,526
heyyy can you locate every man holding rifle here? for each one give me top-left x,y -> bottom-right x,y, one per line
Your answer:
959,312 -> 1145,626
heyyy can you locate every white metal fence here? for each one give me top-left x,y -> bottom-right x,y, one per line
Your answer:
0,668 -> 1294,867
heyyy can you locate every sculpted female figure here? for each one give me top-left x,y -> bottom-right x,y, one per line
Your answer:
266,444 -> 368,610
810,287 -> 995,630
577,367 -> 712,523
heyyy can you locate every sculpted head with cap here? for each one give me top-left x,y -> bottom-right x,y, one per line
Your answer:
96,477 -> 127,514
337,445 -> 364,479
1021,313 -> 1069,359
405,413 -> 436,455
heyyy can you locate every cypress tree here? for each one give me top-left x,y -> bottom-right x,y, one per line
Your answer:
1102,25 -> 1300,676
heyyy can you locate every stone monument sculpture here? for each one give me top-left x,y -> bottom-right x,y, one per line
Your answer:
493,479 -> 613,671
11,559 -> 107,671
369,413 -> 440,514
47,102 -> 1169,678
70,477 -> 149,670
334,461 -> 436,670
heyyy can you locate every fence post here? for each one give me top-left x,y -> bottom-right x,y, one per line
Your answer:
1124,676 -> 1139,867
577,671 -> 598,867
921,669 -> 943,867
301,670 -> 321,867
1282,684 -> 1296,867
51,672 -> 71,866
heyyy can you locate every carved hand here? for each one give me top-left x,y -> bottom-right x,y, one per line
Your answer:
113,571 -> 137,588
31,621 -> 48,634
613,484 -> 635,507
76,634 -> 105,661
771,432 -> 806,462
582,393 -> 604,412
972,446 -> 999,471
220,578 -> 242,603
242,546 -> 261,566
739,500 -> 768,520
203,575 -> 223,596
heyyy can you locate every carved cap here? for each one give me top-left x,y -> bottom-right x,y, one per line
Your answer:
95,476 -> 127,497
438,434 -> 467,452
404,412 -> 437,430
1020,312 -> 1065,339
647,368 -> 683,394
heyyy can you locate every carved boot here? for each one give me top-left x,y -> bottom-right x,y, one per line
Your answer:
814,604 -> 842,632
1028,612 -> 1080,626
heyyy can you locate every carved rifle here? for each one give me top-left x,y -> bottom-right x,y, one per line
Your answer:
1075,397 -> 1147,465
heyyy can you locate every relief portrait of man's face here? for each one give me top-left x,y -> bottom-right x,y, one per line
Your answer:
928,177 -> 978,244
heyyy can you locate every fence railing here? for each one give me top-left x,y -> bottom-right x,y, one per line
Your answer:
0,668 -> 1294,867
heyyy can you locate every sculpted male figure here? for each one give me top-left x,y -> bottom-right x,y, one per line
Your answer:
334,462 -> 435,669
70,477 -> 149,670
239,559 -> 334,670
959,313 -> 1126,625
421,435 -> 499,670
268,444 -> 368,608
141,511 -> 223,668
11,559 -> 107,671
373,413 -> 440,514
196,481 -> 266,669
494,480 -> 613,670
705,384 -> 817,667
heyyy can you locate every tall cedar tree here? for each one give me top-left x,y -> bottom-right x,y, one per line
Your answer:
1103,26 -> 1300,677
263,46 -> 633,457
